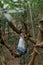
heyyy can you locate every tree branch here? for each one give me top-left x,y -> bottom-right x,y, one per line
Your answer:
8,22 -> 20,34
25,33 -> 37,44
28,45 -> 39,65
9,21 -> 37,44
28,50 -> 38,65
28,37 -> 37,44
35,42 -> 43,48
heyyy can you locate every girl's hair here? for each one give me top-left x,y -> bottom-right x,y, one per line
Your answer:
20,28 -> 23,33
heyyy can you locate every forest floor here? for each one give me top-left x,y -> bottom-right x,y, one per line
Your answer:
0,43 -> 19,65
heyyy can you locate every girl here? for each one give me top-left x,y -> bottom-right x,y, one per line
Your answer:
15,28 -> 27,57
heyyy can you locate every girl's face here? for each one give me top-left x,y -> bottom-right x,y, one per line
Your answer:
21,29 -> 25,33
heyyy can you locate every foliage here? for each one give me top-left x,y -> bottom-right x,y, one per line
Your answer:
0,0 -> 43,65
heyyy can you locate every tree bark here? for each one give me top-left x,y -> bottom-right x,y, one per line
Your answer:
28,46 -> 39,65
28,37 -> 37,44
8,22 -> 20,34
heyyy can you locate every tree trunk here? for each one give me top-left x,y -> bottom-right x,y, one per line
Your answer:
29,2 -> 35,37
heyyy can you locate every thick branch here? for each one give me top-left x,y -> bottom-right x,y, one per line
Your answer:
35,42 -> 43,48
28,37 -> 37,44
28,45 -> 39,65
28,51 -> 38,65
8,22 -> 20,34
26,33 -> 37,44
